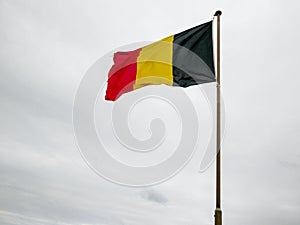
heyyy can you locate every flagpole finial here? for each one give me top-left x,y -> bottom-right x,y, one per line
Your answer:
214,10 -> 222,16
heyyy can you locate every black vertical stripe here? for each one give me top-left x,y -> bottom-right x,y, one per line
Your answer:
172,21 -> 215,87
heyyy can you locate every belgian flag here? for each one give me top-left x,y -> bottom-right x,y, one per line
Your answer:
105,21 -> 215,101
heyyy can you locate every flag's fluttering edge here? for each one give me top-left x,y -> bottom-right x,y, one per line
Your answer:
105,21 -> 215,101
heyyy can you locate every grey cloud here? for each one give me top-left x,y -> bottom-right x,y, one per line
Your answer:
140,189 -> 168,205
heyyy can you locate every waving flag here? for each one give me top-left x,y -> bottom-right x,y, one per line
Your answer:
105,21 -> 215,101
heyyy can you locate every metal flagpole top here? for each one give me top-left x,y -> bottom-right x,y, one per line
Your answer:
214,10 -> 222,16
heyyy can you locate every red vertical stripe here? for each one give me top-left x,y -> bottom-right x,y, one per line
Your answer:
105,48 -> 141,101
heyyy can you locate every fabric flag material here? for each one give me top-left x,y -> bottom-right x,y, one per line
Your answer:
105,21 -> 215,101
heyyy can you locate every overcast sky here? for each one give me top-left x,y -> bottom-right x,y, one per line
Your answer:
1,0 -> 300,225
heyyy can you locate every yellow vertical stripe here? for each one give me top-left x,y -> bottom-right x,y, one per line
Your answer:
134,36 -> 174,90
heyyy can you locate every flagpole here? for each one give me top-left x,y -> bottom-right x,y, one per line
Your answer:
214,10 -> 222,225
